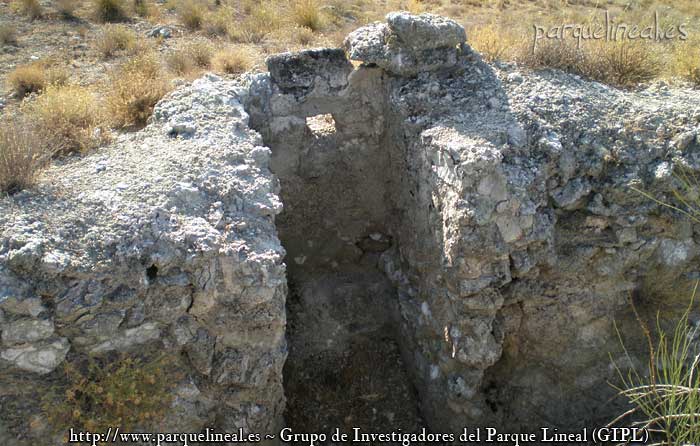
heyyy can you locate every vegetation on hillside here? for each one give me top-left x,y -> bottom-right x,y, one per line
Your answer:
0,0 -> 698,194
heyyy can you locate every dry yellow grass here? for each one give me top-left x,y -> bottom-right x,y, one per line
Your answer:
93,0 -> 128,22
291,26 -> 316,45
203,9 -> 232,37
212,48 -> 254,75
0,119 -> 48,194
95,24 -> 138,58
106,53 -> 171,128
177,0 -> 205,30
291,0 -> 325,31
165,41 -> 212,76
26,84 -> 107,155
0,24 -> 17,46
17,0 -> 42,19
7,62 -> 69,98
56,0 -> 79,18
228,3 -> 281,43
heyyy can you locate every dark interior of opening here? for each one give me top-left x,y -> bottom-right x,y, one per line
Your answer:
251,87 -> 425,432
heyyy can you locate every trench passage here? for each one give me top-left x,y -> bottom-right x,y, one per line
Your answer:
261,110 -> 424,434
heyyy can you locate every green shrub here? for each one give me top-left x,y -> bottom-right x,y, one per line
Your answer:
43,354 -> 179,433
612,287 -> 700,445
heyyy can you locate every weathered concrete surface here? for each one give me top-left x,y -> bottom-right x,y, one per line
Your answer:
0,75 -> 286,443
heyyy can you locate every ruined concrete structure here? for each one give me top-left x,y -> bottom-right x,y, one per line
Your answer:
2,12 -> 700,444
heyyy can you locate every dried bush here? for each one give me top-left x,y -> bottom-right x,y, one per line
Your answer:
674,41 -> 700,86
586,40 -> 661,87
0,24 -> 18,46
43,354 -> 180,433
106,53 -> 171,128
133,0 -> 150,17
0,120 -> 48,194
95,24 -> 137,58
55,0 -> 79,18
291,26 -> 315,45
177,0 -> 204,30
228,4 -> 280,43
7,61 -> 69,98
291,0 -> 324,31
165,41 -> 212,76
18,0 -> 42,19
26,84 -> 106,155
203,8 -> 232,37
470,23 -> 521,63
93,0 -> 128,22
212,48 -> 253,75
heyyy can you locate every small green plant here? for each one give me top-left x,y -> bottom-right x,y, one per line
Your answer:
43,354 -> 179,434
611,286 -> 700,445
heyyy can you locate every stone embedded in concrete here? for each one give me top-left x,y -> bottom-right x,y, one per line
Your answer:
266,48 -> 353,94
386,11 -> 467,50
1,319 -> 55,346
343,12 -> 466,76
1,337 -> 70,375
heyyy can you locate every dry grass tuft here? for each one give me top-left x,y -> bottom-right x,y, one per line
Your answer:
7,62 -> 69,99
291,0 -> 325,31
177,0 -> 205,30
212,48 -> 254,75
0,120 -> 48,195
228,3 -> 281,43
95,24 -> 137,58
470,23 -> 520,63
106,52 -> 171,128
166,41 -> 212,76
26,84 -> 106,155
18,0 -> 42,19
674,41 -> 700,86
203,8 -> 233,37
291,26 -> 316,45
516,38 -> 661,88
133,0 -> 151,17
56,0 -> 79,18
93,0 -> 128,22
0,24 -> 18,46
